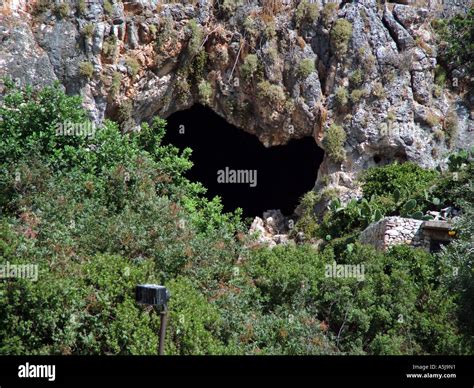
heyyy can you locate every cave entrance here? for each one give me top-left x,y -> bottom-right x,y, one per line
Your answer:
163,105 -> 324,218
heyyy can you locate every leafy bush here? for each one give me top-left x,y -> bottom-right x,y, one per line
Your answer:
110,71 -> 122,98
79,61 -> 94,79
55,2 -> 70,18
350,88 -> 365,103
32,0 -> 53,15
257,81 -> 287,110
295,0 -> 320,29
102,36 -> 118,58
82,24 -> 95,38
431,149 -> 474,210
331,19 -> 353,57
293,191 -> 319,238
362,162 -> 438,200
323,124 -> 346,164
240,54 -> 260,81
198,79 -> 212,104
321,2 -> 338,28
297,58 -> 315,79
103,0 -> 113,15
78,0 -> 86,14
219,0 -> 242,17
444,110 -> 459,148
187,19 -> 203,56
432,9 -> 474,72
334,86 -> 349,107
350,69 -> 364,87
372,81 -> 386,99
125,57 -> 140,77
165,277 -> 226,355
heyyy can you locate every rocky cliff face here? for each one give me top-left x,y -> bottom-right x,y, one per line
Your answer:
0,0 -> 472,200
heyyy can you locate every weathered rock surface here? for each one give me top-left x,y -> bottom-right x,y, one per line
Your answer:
0,0 -> 472,200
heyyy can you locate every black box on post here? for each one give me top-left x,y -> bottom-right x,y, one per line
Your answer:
135,284 -> 170,306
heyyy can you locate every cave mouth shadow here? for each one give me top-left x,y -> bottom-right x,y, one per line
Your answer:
163,104 -> 325,219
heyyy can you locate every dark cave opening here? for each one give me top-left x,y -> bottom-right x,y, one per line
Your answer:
163,105 -> 325,218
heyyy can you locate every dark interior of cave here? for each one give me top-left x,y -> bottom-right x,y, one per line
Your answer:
163,104 -> 324,218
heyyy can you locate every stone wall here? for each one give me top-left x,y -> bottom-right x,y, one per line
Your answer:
359,216 -> 429,251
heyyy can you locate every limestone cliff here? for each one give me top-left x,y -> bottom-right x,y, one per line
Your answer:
0,0 -> 472,199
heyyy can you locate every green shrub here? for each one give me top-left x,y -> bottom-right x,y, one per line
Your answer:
245,244 -> 324,308
220,0 -> 242,17
82,24 -> 95,38
240,54 -> 260,81
125,56 -> 140,77
387,110 -> 396,122
297,58 -> 315,79
321,2 -> 338,28
110,71 -> 122,98
432,9 -> 474,72
189,50 -> 208,82
433,84 -> 443,98
104,0 -> 113,15
32,0 -> 49,15
263,19 -> 277,40
334,86 -> 349,107
187,19 -> 203,56
444,110 -> 459,148
364,53 -> 377,72
175,75 -> 191,104
294,190 -> 320,238
198,80 -> 212,104
102,36 -> 118,58
165,277 -> 226,355
350,69 -> 364,87
295,0 -> 320,28
350,88 -> 365,103
55,2 -> 70,18
118,100 -> 133,123
79,61 -> 94,79
372,82 -> 386,98
361,162 -> 439,200
331,19 -> 352,57
323,124 -> 346,163
257,81 -> 287,110
243,16 -> 258,39
156,15 -> 176,51
426,111 -> 440,128
435,64 -> 447,87
78,0 -> 86,15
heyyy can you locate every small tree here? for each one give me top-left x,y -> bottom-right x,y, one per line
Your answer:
324,124 -> 346,163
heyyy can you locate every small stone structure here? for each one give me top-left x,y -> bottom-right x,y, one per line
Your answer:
359,216 -> 454,252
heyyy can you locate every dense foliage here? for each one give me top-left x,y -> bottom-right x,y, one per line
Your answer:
0,83 -> 472,355
432,8 -> 474,72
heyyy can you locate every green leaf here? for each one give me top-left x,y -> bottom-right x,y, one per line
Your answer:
346,243 -> 354,253
402,199 -> 417,214
374,209 -> 383,222
394,188 -> 401,203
